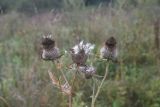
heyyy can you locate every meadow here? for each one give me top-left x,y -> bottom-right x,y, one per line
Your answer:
0,1 -> 160,107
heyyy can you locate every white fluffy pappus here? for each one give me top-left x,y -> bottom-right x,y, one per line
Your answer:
78,65 -> 96,75
100,46 -> 118,61
72,41 -> 95,55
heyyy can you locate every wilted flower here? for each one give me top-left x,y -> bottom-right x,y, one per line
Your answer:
61,82 -> 71,95
78,65 -> 96,79
48,70 -> 71,95
70,41 -> 95,66
100,37 -> 118,61
41,34 -> 61,61
48,70 -> 59,86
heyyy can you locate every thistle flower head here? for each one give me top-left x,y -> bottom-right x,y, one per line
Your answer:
72,41 -> 95,55
78,65 -> 96,79
105,36 -> 116,49
100,37 -> 118,61
41,34 -> 60,61
70,41 -> 95,65
42,34 -> 55,50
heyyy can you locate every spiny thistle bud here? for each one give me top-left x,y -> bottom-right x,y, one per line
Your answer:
78,65 -> 96,79
100,37 -> 118,61
70,41 -> 95,66
41,34 -> 61,61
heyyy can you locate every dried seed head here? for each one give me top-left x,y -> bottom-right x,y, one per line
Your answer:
100,37 -> 118,61
70,49 -> 87,66
70,41 -> 95,65
41,34 -> 61,61
78,65 -> 96,79
42,47 -> 60,60
61,82 -> 71,95
42,35 -> 55,50
85,66 -> 96,79
105,36 -> 116,49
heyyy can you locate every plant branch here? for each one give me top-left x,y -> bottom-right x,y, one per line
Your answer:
91,78 -> 96,107
0,96 -> 10,107
91,63 -> 109,107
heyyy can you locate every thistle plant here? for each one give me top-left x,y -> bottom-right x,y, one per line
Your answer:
68,40 -> 96,106
70,41 -> 96,79
91,37 -> 118,107
41,35 -> 118,107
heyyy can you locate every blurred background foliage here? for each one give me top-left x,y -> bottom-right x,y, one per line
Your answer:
0,0 -> 160,107
0,0 -> 160,14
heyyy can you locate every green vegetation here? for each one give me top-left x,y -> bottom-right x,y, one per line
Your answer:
0,0 -> 160,107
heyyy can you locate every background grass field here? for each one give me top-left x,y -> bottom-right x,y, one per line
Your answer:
0,0 -> 160,107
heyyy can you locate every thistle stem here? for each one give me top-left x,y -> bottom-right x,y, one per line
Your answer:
55,63 -> 72,107
68,93 -> 72,107
0,96 -> 10,107
91,79 -> 96,107
91,63 -> 109,107
69,68 -> 79,107
53,62 -> 62,90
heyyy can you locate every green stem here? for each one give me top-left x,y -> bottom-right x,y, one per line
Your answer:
91,79 -> 96,107
68,93 -> 72,107
91,63 -> 109,107
0,96 -> 10,107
